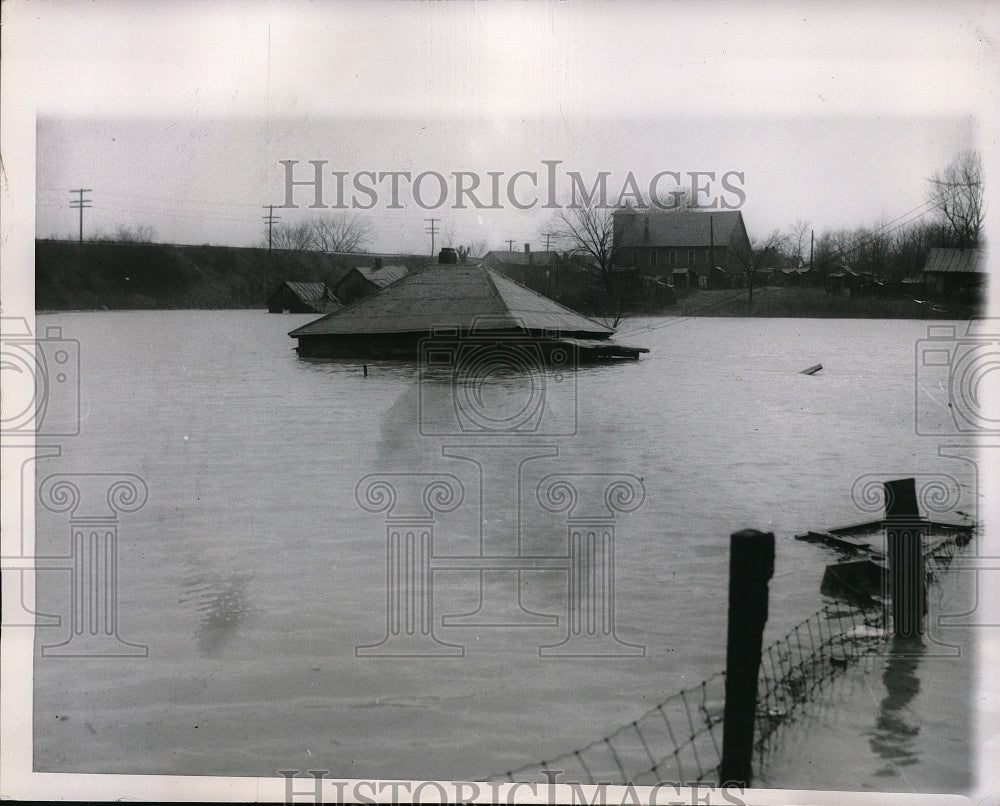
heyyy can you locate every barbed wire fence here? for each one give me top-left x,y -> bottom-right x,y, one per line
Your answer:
485,527 -> 973,786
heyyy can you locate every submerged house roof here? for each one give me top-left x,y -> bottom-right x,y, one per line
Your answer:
267,281 -> 342,313
350,263 -> 410,287
291,263 -> 613,338
288,262 -> 648,358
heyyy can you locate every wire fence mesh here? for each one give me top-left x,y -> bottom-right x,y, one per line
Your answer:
484,528 -> 973,786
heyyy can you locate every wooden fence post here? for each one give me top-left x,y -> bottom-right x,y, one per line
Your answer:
883,478 -> 926,638
720,529 -> 775,787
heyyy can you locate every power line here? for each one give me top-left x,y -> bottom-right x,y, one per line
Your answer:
262,205 -> 281,298
69,188 -> 92,244
262,205 -> 281,250
424,217 -> 439,256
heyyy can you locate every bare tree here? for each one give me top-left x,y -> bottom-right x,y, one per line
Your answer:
551,203 -> 619,291
467,239 -> 487,260
734,230 -> 787,303
550,202 -> 624,324
271,221 -> 314,251
786,220 -> 811,267
440,222 -> 458,249
114,223 -> 156,243
309,214 -> 371,253
928,150 -> 984,249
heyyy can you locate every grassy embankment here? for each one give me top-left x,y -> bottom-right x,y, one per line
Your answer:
34,239 -> 431,311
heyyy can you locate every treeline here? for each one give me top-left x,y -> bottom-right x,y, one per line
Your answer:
776,218 -> 948,281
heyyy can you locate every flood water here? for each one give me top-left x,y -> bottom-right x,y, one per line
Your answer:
29,310 -> 978,786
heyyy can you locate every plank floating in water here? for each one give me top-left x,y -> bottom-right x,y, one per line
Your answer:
799,363 -> 823,375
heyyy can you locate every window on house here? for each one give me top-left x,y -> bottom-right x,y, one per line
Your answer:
668,251 -> 676,267
632,249 -> 639,265
687,249 -> 695,266
650,251 -> 657,267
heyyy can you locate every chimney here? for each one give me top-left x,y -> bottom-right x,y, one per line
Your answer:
373,257 -> 383,270
525,243 -> 533,265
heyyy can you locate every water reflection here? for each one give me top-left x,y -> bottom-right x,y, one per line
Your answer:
180,571 -> 254,657
867,637 -> 924,776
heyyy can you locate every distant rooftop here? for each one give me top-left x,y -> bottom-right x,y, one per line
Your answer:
614,209 -> 746,248
352,264 -> 409,287
922,248 -> 987,274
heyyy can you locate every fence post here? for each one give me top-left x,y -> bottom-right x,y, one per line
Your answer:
883,478 -> 926,638
720,529 -> 775,787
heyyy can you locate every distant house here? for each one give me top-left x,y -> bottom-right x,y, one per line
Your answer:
288,252 -> 649,360
921,248 -> 987,296
267,281 -> 342,314
333,261 -> 409,305
612,209 -> 752,284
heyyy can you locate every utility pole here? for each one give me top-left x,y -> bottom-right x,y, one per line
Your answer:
809,229 -> 814,268
262,205 -> 281,298
543,232 -> 556,251
506,239 -> 516,251
424,218 -> 440,256
69,189 -> 92,244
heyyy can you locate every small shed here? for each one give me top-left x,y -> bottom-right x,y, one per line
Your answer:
267,281 -> 342,314
922,248 -> 987,296
334,262 -> 409,305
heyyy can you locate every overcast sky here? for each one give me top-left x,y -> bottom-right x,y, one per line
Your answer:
9,1 -> 1000,255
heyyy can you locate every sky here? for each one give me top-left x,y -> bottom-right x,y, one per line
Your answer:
8,1 -> 1000,258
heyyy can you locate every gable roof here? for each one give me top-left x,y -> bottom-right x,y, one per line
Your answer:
289,263 -> 613,338
922,248 -> 987,274
614,210 -> 746,249
271,281 -> 342,311
347,264 -> 410,288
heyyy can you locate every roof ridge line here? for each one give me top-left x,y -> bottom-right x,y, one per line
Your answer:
483,266 -> 614,333
478,264 -> 522,330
